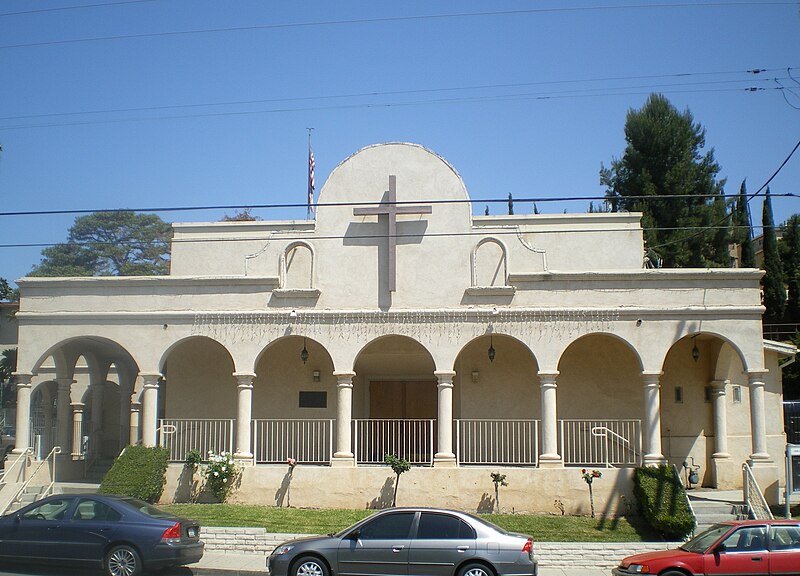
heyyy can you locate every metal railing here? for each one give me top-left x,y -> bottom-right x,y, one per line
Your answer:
353,419 -> 435,465
253,419 -> 334,464
1,446 -> 61,516
561,419 -> 642,467
742,462 -> 774,520
456,419 -> 539,465
159,419 -> 235,462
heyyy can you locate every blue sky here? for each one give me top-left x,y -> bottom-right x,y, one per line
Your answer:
1,1 -> 799,286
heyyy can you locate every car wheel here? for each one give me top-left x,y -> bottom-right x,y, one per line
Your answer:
105,544 -> 142,576
459,563 -> 495,576
292,555 -> 329,576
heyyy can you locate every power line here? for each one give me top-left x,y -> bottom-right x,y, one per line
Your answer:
0,0 -> 158,17
0,84 -> 783,131
2,193 -> 797,219
0,67 -> 784,123
0,2 -> 793,50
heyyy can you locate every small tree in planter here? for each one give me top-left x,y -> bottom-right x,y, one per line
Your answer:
581,469 -> 602,518
384,454 -> 411,507
490,472 -> 508,513
203,451 -> 240,503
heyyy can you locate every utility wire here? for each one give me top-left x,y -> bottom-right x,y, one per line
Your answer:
0,2 -> 794,50
0,0 -> 158,17
2,193 -> 797,219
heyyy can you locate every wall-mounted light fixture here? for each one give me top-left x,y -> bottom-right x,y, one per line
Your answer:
691,335 -> 700,362
300,338 -> 309,364
488,335 -> 496,362
290,309 -> 298,319
312,370 -> 320,382
471,370 -> 479,383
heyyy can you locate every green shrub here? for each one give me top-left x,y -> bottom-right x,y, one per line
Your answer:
98,445 -> 170,503
633,465 -> 695,540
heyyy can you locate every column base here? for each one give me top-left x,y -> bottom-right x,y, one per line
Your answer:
433,454 -> 457,468
643,453 -> 667,467
331,454 -> 356,467
710,455 -> 738,489
234,453 -> 254,466
538,454 -> 563,468
747,454 -> 774,467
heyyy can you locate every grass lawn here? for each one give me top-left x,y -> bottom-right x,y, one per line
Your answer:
161,504 -> 662,542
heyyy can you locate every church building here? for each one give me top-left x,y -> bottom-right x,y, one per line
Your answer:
11,143 -> 792,512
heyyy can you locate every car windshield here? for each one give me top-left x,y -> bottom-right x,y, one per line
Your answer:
680,524 -> 732,553
120,497 -> 177,520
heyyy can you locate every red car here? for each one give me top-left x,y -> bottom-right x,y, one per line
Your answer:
612,519 -> 800,576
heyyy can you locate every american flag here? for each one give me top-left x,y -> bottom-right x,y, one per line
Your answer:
307,145 -> 315,216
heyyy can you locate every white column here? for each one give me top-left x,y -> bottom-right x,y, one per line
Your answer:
233,372 -> 255,462
139,373 -> 161,447
129,402 -> 141,446
12,373 -> 33,454
55,377 -> 74,454
119,387 -> 132,450
747,370 -> 772,463
711,379 -> 730,458
642,371 -> 666,466
538,371 -> 562,467
71,402 -> 85,458
91,381 -> 105,455
332,371 -> 355,466
434,370 -> 456,467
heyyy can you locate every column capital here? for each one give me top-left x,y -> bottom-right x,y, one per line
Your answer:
12,372 -> 34,386
139,372 -> 162,388
233,372 -> 256,387
746,370 -> 768,384
642,371 -> 662,387
70,402 -> 86,412
130,401 -> 142,412
537,371 -> 559,387
435,371 -> 456,387
333,371 -> 355,387
56,377 -> 75,387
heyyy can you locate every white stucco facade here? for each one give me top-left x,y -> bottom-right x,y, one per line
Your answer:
10,143 -> 793,511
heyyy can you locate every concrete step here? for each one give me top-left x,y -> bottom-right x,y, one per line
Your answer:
56,482 -> 101,494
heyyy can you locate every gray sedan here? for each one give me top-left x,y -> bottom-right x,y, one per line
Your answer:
268,507 -> 537,576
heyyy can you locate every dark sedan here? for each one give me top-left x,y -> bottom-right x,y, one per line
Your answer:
268,507 -> 537,576
0,493 -> 203,576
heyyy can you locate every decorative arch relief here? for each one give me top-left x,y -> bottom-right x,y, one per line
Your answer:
466,238 -> 515,297
274,242 -> 321,300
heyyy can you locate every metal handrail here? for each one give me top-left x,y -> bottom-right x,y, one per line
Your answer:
742,462 -> 774,520
591,426 -> 640,467
0,448 -> 34,486
1,446 -> 61,515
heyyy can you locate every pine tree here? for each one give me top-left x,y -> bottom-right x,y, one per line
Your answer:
601,94 -> 730,267
736,181 -> 757,268
762,188 -> 786,323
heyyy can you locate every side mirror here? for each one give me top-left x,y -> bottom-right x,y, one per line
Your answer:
13,514 -> 21,524
348,529 -> 361,540
713,543 -> 726,555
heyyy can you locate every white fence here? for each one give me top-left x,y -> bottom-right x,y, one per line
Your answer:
253,419 -> 334,464
353,419 -> 435,465
560,419 -> 642,467
156,417 -> 641,467
456,419 -> 539,465
159,418 -> 235,462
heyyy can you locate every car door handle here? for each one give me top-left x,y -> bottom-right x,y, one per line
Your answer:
392,546 -> 405,553
457,546 -> 470,552
751,556 -> 763,561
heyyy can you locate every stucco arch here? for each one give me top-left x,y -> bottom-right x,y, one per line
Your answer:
661,331 -> 748,376
29,336 -> 139,383
159,335 -> 233,374
555,332 -> 644,374
281,241 -> 315,290
471,237 -> 509,287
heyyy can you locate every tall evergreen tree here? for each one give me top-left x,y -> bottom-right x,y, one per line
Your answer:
601,93 -> 729,267
735,181 -> 757,268
779,214 -> 800,323
761,188 -> 786,323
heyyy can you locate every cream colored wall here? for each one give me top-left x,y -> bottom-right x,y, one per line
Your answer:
252,337 -> 337,420
455,335 -> 538,419
557,336 -> 643,419
164,338 -> 236,419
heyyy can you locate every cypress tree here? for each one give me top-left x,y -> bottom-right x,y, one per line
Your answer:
779,214 -> 800,324
761,188 -> 786,323
737,181 -> 757,268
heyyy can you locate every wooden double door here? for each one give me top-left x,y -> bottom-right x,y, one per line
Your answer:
369,380 -> 437,419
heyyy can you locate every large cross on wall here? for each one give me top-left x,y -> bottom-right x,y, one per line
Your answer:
353,175 -> 432,292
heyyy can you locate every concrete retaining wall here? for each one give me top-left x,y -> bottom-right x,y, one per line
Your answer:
201,528 -> 678,569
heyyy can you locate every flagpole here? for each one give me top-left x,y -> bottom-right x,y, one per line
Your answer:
307,128 -> 315,220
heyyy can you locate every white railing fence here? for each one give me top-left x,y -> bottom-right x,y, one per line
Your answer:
253,419 -> 334,464
561,419 -> 641,467
742,462 -> 774,520
159,419 -> 235,462
456,419 -> 539,465
353,419 -> 435,465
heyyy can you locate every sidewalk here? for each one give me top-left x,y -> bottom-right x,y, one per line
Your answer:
189,552 -> 612,576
